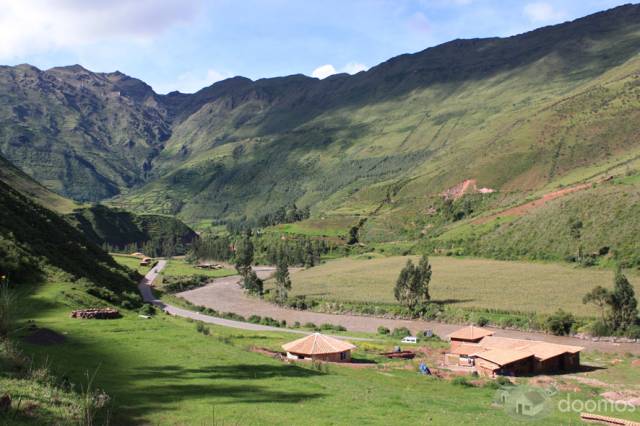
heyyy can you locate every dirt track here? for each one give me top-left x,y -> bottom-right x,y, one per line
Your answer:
178,270 -> 640,355
474,183 -> 591,224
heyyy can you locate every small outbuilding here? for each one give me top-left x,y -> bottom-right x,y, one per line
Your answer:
282,333 -> 356,362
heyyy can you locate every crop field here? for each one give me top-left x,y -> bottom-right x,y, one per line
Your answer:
288,256 -> 640,316
14,280 -> 640,425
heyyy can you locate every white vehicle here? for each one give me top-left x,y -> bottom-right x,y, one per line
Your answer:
401,336 -> 418,344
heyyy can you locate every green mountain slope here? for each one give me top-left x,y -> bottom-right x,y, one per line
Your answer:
0,179 -> 137,303
1,4 -> 640,243
0,154 -> 196,256
112,4 -> 640,226
66,205 -> 197,255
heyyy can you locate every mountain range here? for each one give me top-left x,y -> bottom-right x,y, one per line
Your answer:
1,4 -> 640,254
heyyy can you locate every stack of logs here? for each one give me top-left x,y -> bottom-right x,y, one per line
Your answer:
70,308 -> 120,319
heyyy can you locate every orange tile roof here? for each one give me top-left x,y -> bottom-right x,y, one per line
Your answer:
479,336 -> 583,361
447,326 -> 495,341
282,333 -> 356,355
475,349 -> 534,366
449,343 -> 483,356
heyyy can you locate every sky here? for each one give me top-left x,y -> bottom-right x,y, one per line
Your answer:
0,0 -> 633,93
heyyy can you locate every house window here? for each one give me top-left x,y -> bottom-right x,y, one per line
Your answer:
340,352 -> 347,360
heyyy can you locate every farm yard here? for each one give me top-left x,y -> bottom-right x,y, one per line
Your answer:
286,256 -> 640,316
12,279 -> 640,425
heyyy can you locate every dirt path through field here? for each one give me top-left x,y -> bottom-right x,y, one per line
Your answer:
474,183 -> 592,224
179,270 -> 640,355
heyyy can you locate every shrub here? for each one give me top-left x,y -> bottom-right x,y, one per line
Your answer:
586,320 -> 612,336
625,324 -> 640,339
475,316 -> 489,327
391,327 -> 411,338
139,304 -> 157,316
196,322 -> 205,333
303,322 -> 317,330
451,376 -> 473,387
377,326 -> 390,335
496,376 -> 512,386
293,321 -> 301,328
248,315 -> 262,324
546,309 -> 575,336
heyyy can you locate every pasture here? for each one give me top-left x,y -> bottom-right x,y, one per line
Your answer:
288,256 -> 640,316
14,280 -> 640,425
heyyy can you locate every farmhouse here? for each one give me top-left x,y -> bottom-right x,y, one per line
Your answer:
445,326 -> 583,376
282,333 -> 356,362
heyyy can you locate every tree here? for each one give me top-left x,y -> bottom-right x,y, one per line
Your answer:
347,226 -> 359,245
394,256 -> 432,312
610,270 -> 638,331
582,285 -> 611,322
234,233 -> 254,277
583,271 -> 639,334
274,255 -> 292,305
243,270 -> 263,296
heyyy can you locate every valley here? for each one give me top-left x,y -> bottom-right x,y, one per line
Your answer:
2,3 -> 640,425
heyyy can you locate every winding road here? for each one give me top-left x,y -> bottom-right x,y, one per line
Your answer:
138,261 -> 640,354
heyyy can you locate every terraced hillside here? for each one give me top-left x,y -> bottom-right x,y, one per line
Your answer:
1,4 -> 639,246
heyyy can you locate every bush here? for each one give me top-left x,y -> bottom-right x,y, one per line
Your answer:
451,376 -> 473,387
248,315 -> 262,324
475,316 -> 489,327
139,304 -> 157,316
588,320 -> 613,337
293,321 -> 301,328
391,327 -> 411,338
546,309 -> 575,336
625,324 -> 640,339
377,326 -> 390,335
303,322 -> 317,330
196,322 -> 205,333
496,376 -> 512,386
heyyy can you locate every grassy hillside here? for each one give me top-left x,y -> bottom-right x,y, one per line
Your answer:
0,179 -> 138,304
11,280 -> 640,424
66,204 -> 197,255
284,256 -> 640,316
1,5 -> 639,266
0,154 -> 78,213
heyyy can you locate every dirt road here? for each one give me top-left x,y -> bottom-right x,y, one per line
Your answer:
138,262 -> 374,340
179,270 -> 640,355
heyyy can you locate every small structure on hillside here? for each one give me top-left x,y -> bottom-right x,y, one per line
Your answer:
130,252 -> 145,258
282,333 -> 356,362
444,326 -> 583,376
140,257 -> 152,266
71,308 -> 120,319
194,262 -> 223,270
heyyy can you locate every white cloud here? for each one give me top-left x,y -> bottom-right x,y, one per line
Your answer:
523,2 -> 564,23
311,62 -> 369,80
311,64 -> 337,79
156,68 -> 232,94
0,0 -> 201,59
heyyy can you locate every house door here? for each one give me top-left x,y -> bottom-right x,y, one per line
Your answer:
517,403 -> 523,415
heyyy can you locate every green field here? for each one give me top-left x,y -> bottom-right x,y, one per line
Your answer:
11,279 -> 640,425
286,256 -> 640,316
111,254 -> 236,279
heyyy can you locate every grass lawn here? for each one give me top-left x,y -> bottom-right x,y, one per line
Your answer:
15,280 -> 640,425
111,254 -> 236,279
161,258 -> 236,278
285,256 -> 640,316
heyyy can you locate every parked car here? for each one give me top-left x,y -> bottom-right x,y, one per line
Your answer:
401,336 -> 418,344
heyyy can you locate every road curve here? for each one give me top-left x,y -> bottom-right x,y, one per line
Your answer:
137,261 -> 374,341
178,269 -> 640,355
